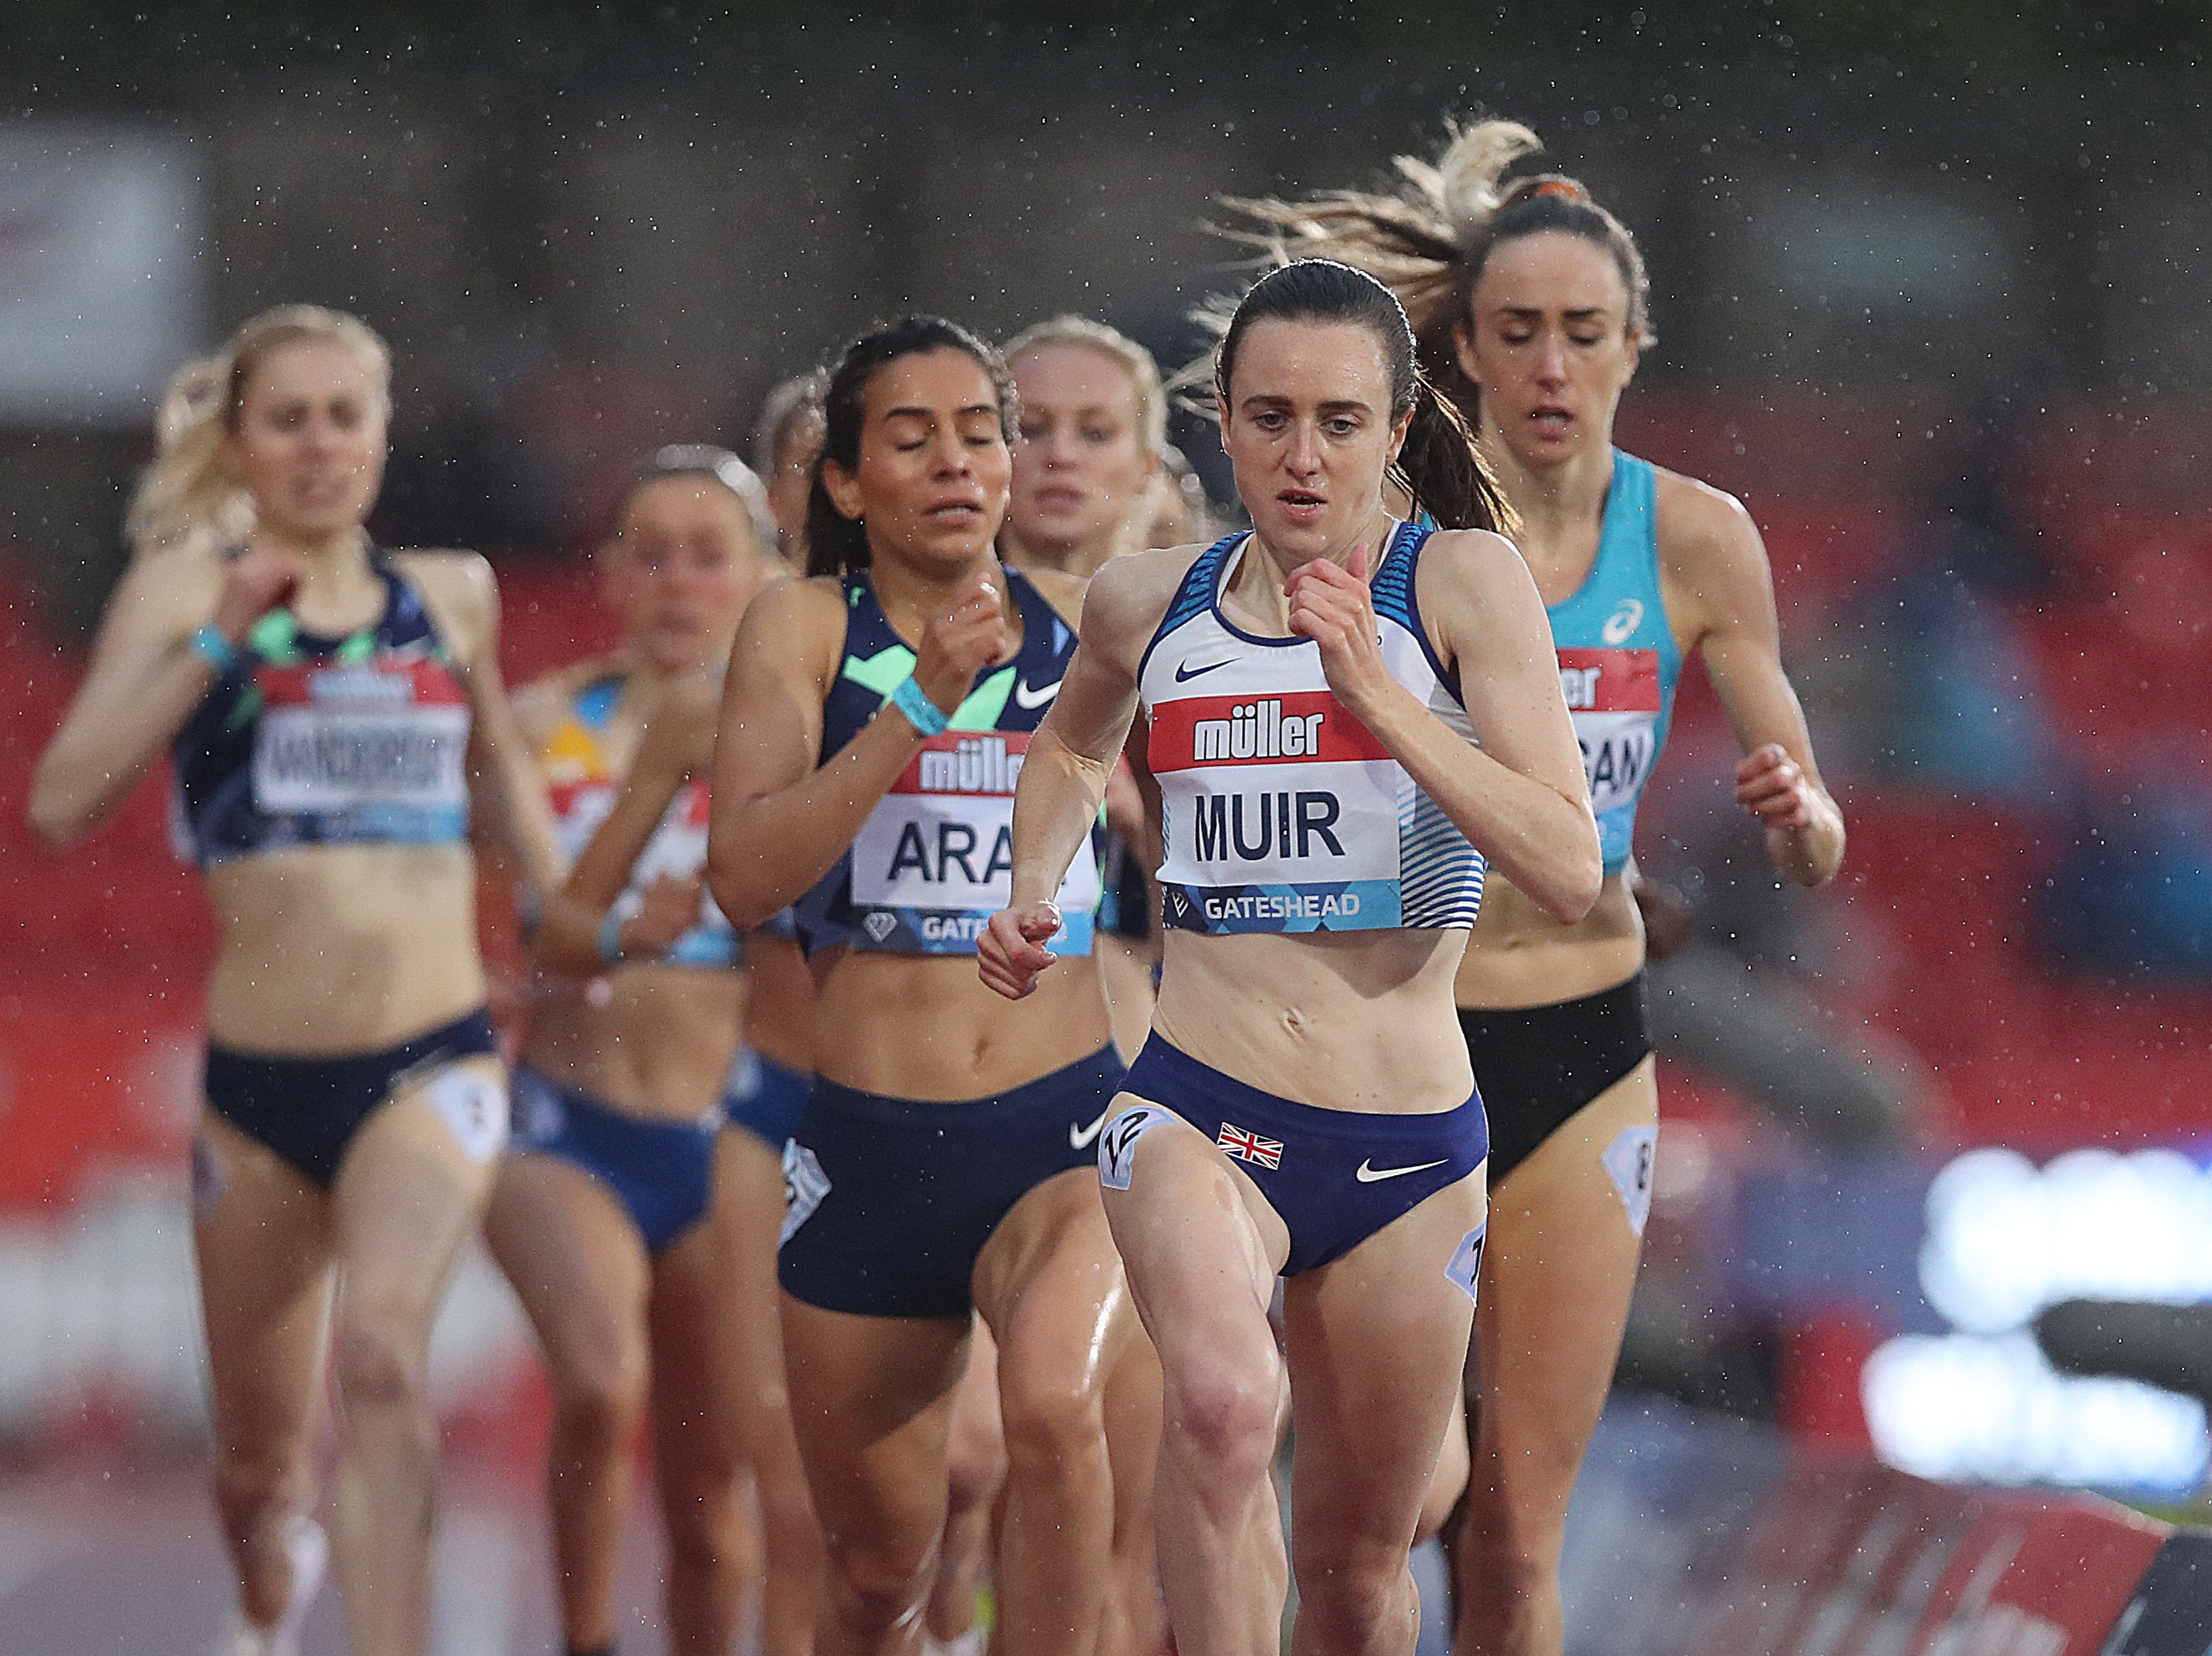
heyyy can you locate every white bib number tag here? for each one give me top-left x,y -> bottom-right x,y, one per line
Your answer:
254,705 -> 470,814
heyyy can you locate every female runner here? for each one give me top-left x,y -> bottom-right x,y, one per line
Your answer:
981,258 -> 1599,1655
28,304 -> 561,1656
755,369 -> 830,569
1224,122 -> 1848,1655
492,445 -> 819,1656
930,314 -> 1179,1654
1000,314 -> 1165,580
707,317 -> 1136,1655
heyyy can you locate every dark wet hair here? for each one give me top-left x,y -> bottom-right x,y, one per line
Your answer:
805,317 -> 1018,578
1214,259 -> 1511,534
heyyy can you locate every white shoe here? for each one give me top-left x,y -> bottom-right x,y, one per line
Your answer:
218,1515 -> 328,1656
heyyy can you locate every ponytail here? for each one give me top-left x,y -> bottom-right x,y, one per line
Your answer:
1393,377 -> 1516,536
126,304 -> 390,557
1216,118 -> 1652,425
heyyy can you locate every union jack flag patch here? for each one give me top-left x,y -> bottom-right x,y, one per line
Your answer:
1217,1122 -> 1284,1169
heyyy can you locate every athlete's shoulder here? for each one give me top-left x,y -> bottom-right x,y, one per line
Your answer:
388,546 -> 495,602
514,654 -> 625,741
1649,465 -> 1762,565
1089,541 -> 1210,612
387,548 -> 498,662
1412,526 -> 1529,598
1017,563 -> 1090,631
1083,542 -> 1210,647
734,572 -> 850,670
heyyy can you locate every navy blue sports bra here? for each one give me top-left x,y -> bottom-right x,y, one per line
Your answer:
790,566 -> 1099,956
170,553 -> 472,869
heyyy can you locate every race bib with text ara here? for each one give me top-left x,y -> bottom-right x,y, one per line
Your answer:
848,731 -> 1100,955
251,661 -> 470,842
1558,647 -> 1661,869
1149,689 -> 1406,934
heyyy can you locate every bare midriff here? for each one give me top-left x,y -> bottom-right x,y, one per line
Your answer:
1151,927 -> 1474,1115
524,962 -> 746,1122
813,948 -> 1114,1102
203,842 -> 487,1055
1452,869 -> 1644,1012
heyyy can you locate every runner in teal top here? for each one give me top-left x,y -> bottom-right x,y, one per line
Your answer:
1224,119 -> 1846,1656
1545,448 -> 1682,878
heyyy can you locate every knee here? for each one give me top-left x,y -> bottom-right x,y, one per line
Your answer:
660,1464 -> 753,1571
825,1537 -> 933,1640
996,1363 -> 1104,1480
549,1337 -> 650,1455
1163,1353 -> 1280,1485
332,1309 -> 428,1413
1293,1536 -> 1416,1644
212,1455 -> 303,1536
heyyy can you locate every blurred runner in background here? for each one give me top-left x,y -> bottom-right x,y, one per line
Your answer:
29,304 -> 563,1656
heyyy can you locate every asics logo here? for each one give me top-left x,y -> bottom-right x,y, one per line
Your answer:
1014,677 -> 1062,709
1600,600 -> 1644,646
1175,658 -> 1234,682
1069,1107 -> 1112,1150
1355,1157 -> 1449,1183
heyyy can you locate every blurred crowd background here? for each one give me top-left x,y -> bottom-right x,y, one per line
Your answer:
1,2 -> 2210,1643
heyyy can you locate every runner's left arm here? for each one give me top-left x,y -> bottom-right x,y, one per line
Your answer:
1287,532 -> 1601,925
1664,480 -> 1845,887
418,554 -> 567,902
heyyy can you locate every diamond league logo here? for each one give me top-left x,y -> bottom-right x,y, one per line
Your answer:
862,910 -> 898,943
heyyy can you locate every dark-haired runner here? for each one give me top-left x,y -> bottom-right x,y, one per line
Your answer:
709,317 -> 1135,1656
983,260 -> 1598,1656
1224,122 -> 1846,1655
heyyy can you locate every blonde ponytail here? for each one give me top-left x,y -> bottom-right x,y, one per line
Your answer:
126,304 -> 391,557
1392,118 -> 1542,248
1213,117 -> 1651,420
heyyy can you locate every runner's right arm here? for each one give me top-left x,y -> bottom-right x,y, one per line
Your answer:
983,552 -> 1165,1000
535,671 -> 719,975
707,569 -> 1006,930
30,546 -> 299,846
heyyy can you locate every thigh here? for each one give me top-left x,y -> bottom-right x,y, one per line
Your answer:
1281,1168 -> 1485,1559
194,1110 -> 337,1460
331,1056 -> 506,1322
482,1150 -> 652,1392
973,1167 -> 1131,1400
778,1295 -> 970,1552
648,1213 -> 745,1464
704,1127 -> 791,1418
1472,1058 -> 1655,1478
1098,1104 -> 1284,1386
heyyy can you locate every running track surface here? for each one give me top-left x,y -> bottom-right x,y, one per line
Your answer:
0,1460 -> 1455,1655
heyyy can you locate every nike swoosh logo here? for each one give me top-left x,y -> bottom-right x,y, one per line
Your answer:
1014,677 -> 1062,708
1069,1108 -> 1112,1150
1175,658 -> 1234,681
1355,1157 -> 1450,1183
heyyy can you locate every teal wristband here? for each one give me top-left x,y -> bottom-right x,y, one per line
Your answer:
190,624 -> 239,674
597,908 -> 627,967
889,673 -> 951,738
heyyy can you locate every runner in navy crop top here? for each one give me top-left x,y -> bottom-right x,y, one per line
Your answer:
705,317 -> 1138,1654
30,305 -> 561,1656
